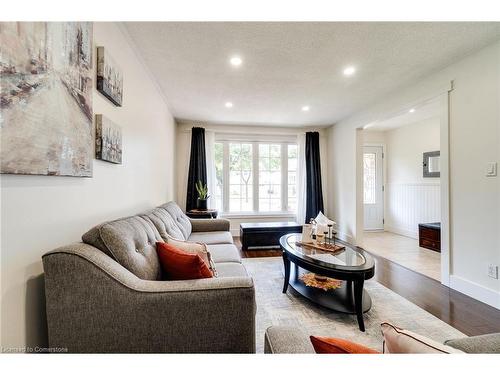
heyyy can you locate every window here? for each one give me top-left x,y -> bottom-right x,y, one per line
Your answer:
229,143 -> 253,211
214,143 -> 224,211
363,153 -> 376,204
214,141 -> 298,214
258,144 -> 281,211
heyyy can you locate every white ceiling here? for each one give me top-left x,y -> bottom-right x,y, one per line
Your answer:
123,22 -> 500,127
366,98 -> 441,131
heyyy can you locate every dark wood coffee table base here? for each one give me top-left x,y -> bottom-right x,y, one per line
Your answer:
282,250 -> 373,332
287,264 -> 372,314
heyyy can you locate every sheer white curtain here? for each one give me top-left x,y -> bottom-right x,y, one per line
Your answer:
205,129 -> 217,209
296,133 -> 307,224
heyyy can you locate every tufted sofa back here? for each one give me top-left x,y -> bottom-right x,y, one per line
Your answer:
141,206 -> 186,241
160,202 -> 192,239
82,215 -> 163,280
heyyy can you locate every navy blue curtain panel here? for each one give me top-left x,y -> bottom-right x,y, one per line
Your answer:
305,131 -> 324,222
186,127 -> 207,212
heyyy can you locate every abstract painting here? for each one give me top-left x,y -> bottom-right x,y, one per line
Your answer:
95,115 -> 122,164
0,22 -> 93,177
96,47 -> 123,106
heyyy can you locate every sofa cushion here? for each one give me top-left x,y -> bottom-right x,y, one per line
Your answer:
214,262 -> 248,278
188,231 -> 234,245
156,242 -> 213,280
206,244 -> 241,263
161,202 -> 192,239
141,207 -> 186,240
82,215 -> 163,280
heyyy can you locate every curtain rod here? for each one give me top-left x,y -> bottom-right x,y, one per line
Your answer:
178,127 -> 325,135
178,128 -> 306,136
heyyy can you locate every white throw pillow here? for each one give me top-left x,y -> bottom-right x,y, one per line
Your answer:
381,322 -> 464,354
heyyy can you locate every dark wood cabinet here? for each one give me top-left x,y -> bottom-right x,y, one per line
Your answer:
418,222 -> 441,252
240,222 -> 302,250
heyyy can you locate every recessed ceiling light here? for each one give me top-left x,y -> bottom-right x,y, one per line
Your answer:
409,108 -> 416,113
225,102 -> 233,108
230,56 -> 242,66
301,105 -> 310,112
343,66 -> 356,76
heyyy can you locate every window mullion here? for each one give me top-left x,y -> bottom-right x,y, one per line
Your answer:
253,143 -> 259,212
223,142 -> 229,213
281,143 -> 288,212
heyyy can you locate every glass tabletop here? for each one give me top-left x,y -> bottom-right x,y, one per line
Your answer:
282,233 -> 369,271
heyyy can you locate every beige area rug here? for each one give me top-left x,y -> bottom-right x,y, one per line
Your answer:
242,257 -> 466,353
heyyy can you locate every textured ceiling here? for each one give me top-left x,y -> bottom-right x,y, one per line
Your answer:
367,98 -> 441,131
123,22 -> 500,127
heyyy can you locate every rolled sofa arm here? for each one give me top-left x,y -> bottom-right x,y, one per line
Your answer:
444,333 -> 500,353
42,243 -> 255,353
190,218 -> 230,232
264,326 -> 315,354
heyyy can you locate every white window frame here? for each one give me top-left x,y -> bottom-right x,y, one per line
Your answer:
215,138 -> 297,216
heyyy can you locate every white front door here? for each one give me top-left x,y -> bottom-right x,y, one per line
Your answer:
363,146 -> 384,230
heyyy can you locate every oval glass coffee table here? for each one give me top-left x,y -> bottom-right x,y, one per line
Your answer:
280,233 -> 375,331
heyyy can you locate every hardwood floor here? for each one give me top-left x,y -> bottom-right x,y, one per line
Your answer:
234,237 -> 282,258
233,236 -> 500,336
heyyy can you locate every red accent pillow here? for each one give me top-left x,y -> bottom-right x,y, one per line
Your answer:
156,242 -> 213,280
310,336 -> 380,354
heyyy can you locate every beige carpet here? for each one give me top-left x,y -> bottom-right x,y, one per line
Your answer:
242,257 -> 466,353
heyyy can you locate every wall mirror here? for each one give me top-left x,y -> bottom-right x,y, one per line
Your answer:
423,151 -> 440,177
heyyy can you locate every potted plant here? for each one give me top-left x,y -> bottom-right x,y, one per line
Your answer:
195,180 -> 210,210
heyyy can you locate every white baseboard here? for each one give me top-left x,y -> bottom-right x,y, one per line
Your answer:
384,225 -> 418,240
449,275 -> 500,310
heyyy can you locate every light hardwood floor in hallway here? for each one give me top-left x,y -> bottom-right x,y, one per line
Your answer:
362,231 -> 441,281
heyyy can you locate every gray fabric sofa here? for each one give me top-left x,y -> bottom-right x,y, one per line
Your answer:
42,201 -> 255,353
264,326 -> 500,354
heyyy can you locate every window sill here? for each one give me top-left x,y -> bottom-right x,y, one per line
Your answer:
220,212 -> 297,219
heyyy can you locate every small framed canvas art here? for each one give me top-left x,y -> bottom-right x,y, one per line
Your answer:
96,46 -> 123,106
95,115 -> 122,164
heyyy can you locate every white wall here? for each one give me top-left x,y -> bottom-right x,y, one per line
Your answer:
386,118 -> 440,184
0,22 -> 176,349
327,125 -> 358,243
385,118 -> 441,238
327,41 -> 500,308
176,121 -> 329,235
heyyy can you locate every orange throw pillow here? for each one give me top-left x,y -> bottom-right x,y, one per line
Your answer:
156,242 -> 213,280
310,336 -> 380,354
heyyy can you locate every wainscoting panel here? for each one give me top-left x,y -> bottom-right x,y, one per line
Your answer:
386,183 -> 440,239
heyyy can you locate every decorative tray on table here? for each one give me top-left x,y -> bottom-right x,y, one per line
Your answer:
295,241 -> 345,255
